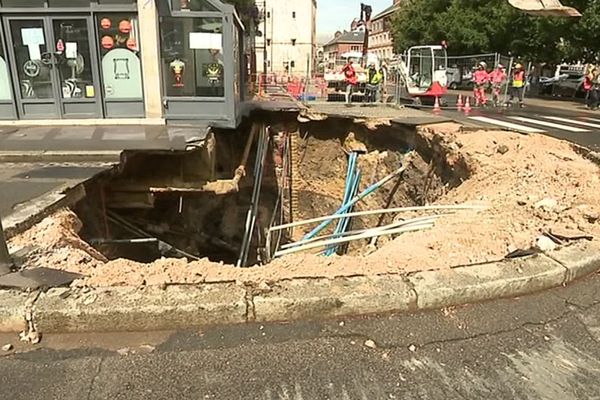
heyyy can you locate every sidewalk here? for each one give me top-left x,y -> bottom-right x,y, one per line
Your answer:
0,124 -> 211,154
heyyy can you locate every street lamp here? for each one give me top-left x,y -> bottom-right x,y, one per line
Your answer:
0,217 -> 12,275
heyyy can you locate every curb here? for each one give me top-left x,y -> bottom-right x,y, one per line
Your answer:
0,151 -> 122,163
0,242 -> 598,334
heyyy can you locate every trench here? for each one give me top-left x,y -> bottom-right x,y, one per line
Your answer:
71,114 -> 467,267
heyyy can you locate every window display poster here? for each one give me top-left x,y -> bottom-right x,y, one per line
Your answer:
189,32 -> 222,50
0,57 -> 12,101
27,45 -> 41,61
22,28 -> 45,46
101,48 -> 142,99
66,42 -> 78,59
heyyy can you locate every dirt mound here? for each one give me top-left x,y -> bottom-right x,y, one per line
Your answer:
9,123 -> 600,287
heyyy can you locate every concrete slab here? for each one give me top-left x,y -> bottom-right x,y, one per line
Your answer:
0,162 -> 114,237
0,182 -> 62,218
305,102 -> 451,126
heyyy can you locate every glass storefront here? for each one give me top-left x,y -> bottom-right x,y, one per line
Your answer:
160,17 -> 224,98
0,0 -> 141,120
96,13 -> 143,101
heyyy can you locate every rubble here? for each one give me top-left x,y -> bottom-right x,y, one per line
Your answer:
7,122 -> 600,287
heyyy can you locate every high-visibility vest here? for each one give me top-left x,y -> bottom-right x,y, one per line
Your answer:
367,69 -> 383,85
512,70 -> 525,88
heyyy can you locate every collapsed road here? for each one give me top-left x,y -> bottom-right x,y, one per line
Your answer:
1,104 -> 598,291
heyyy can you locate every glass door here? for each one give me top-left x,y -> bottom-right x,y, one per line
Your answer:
3,16 -> 102,120
50,16 -> 102,118
0,20 -> 16,120
4,17 -> 57,119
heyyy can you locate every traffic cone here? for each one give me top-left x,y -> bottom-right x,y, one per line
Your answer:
464,96 -> 472,114
456,94 -> 463,111
433,96 -> 441,113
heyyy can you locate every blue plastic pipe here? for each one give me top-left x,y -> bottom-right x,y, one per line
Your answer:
302,165 -> 405,242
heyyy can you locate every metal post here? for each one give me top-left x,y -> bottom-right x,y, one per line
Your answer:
503,57 -> 514,105
0,217 -> 12,275
263,1 -> 268,82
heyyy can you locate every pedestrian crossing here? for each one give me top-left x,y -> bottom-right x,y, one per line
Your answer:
468,114 -> 600,135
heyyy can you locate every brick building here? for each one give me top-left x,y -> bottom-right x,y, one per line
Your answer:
322,31 -> 365,70
370,0 -> 401,61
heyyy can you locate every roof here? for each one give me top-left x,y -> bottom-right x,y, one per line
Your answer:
324,31 -> 365,47
372,4 -> 399,21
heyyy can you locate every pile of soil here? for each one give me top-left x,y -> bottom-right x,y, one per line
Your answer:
9,123 -> 600,287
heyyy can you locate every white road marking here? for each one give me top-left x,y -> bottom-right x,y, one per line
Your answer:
542,116 -> 600,129
508,116 -> 590,132
468,116 -> 545,133
582,117 -> 600,123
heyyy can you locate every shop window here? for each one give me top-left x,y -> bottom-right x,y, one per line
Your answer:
173,0 -> 219,12
1,0 -> 45,6
0,37 -> 11,101
48,0 -> 90,7
97,14 -> 143,100
98,0 -> 136,4
160,17 -> 224,98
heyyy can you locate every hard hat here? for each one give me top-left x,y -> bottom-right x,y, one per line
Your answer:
498,64 -> 505,69
515,63 -> 523,69
479,61 -> 487,68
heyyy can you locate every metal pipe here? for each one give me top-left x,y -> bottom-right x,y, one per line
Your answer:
234,123 -> 260,184
238,125 -> 270,267
303,165 -> 407,241
270,204 -> 486,233
274,224 -> 433,258
89,238 -> 159,245
0,217 -> 12,275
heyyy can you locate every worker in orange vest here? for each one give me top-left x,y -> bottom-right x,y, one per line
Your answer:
506,63 -> 526,108
488,64 -> 507,107
472,61 -> 490,107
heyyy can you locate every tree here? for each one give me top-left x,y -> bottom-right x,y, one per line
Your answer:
391,0 -> 600,63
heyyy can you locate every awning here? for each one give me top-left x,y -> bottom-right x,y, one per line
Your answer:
509,0 -> 581,17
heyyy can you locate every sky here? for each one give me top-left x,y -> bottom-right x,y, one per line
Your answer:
317,0 -> 393,44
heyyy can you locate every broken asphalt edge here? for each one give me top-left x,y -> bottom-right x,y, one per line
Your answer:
0,241 -> 598,334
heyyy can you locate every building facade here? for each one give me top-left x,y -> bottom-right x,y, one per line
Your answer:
322,30 -> 364,70
369,0 -> 400,61
0,0 -> 246,127
256,0 -> 317,77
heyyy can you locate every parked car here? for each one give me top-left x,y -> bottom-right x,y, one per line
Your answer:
547,65 -> 585,98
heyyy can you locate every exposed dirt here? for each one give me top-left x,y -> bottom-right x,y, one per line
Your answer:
9,122 -> 600,287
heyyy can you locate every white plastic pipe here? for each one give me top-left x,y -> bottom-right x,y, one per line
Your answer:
269,205 -> 486,233
273,224 -> 433,258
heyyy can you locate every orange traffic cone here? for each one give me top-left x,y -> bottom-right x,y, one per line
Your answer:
456,94 -> 463,111
464,96 -> 472,114
433,96 -> 441,113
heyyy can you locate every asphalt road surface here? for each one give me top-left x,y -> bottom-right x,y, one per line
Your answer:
1,269 -> 600,399
435,94 -> 600,151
